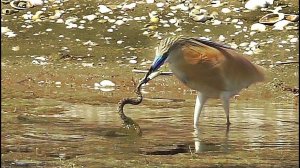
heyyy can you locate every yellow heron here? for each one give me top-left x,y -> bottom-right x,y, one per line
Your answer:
141,36 -> 265,128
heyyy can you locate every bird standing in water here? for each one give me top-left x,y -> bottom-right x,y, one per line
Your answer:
141,36 -> 265,128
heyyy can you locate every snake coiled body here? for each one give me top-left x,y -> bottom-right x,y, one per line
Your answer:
118,81 -> 144,135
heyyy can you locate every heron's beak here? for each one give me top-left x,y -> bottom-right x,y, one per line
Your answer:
140,55 -> 167,84
140,66 -> 154,84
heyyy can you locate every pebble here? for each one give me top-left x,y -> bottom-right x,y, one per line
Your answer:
218,35 -> 226,42
12,46 -> 20,51
204,29 -> 211,32
150,17 -> 159,23
82,63 -> 94,67
156,2 -> 164,8
273,20 -> 291,30
251,23 -> 266,32
245,0 -> 274,10
83,14 -> 97,21
98,5 -> 112,14
129,60 -> 137,64
221,8 -> 231,13
290,38 -> 298,43
212,20 -> 221,25
122,3 -> 136,10
115,20 -> 124,26
117,40 -> 124,44
146,0 -> 154,3
99,80 -> 116,87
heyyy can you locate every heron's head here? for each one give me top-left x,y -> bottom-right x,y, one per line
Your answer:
141,36 -> 182,83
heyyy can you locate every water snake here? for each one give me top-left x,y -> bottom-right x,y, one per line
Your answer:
118,80 -> 145,136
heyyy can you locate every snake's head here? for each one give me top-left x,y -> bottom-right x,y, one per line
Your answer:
140,70 -> 162,85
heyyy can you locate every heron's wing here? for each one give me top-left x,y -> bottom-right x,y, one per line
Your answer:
181,40 -> 225,66
180,40 -> 265,91
193,38 -> 234,50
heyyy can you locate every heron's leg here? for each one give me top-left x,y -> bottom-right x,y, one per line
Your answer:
220,92 -> 231,125
193,92 -> 207,128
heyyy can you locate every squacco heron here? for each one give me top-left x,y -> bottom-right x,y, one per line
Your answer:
142,36 -> 265,128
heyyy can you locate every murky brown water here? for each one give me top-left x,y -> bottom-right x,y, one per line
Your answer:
1,0 -> 299,167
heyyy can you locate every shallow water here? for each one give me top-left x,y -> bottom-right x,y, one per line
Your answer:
2,97 -> 298,167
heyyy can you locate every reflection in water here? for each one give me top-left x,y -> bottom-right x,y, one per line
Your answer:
193,125 -> 230,153
60,99 -> 298,154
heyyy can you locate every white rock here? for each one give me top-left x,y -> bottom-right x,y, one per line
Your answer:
146,0 -> 154,3
156,2 -> 164,8
249,31 -> 256,36
56,19 -> 64,23
46,28 -> 52,32
273,20 -> 291,30
83,14 -> 97,21
290,38 -> 298,43
35,56 -> 47,61
82,63 -> 94,67
122,3 -> 136,10
204,29 -> 211,32
29,0 -> 43,6
98,5 -> 112,14
169,18 -> 177,24
22,13 -> 33,20
231,19 -> 239,23
245,0 -> 273,10
5,32 -> 17,38
250,23 -> 266,32
129,60 -> 137,64
55,81 -> 62,85
176,4 -> 189,11
212,20 -> 222,25
12,46 -> 20,51
1,27 -> 11,34
117,40 -> 124,44
100,80 -> 115,87
221,8 -> 231,13
211,0 -> 221,7
163,24 -> 170,27
115,20 -> 124,26
218,35 -> 226,42
107,28 -> 113,32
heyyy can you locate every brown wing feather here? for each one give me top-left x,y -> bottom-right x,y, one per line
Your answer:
179,40 -> 265,91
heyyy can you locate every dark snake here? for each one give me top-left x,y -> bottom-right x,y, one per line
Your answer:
118,80 -> 145,136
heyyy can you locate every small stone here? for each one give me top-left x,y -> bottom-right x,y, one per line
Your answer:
212,20 -> 221,25
290,38 -> 298,43
204,29 -> 211,32
98,5 -> 112,14
99,80 -> 115,87
146,0 -> 154,3
273,20 -> 291,30
117,40 -> 124,44
156,2 -> 164,8
221,8 -> 231,13
12,46 -> 20,51
218,35 -> 226,42
150,17 -> 159,23
250,23 -> 266,32
129,60 -> 137,64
